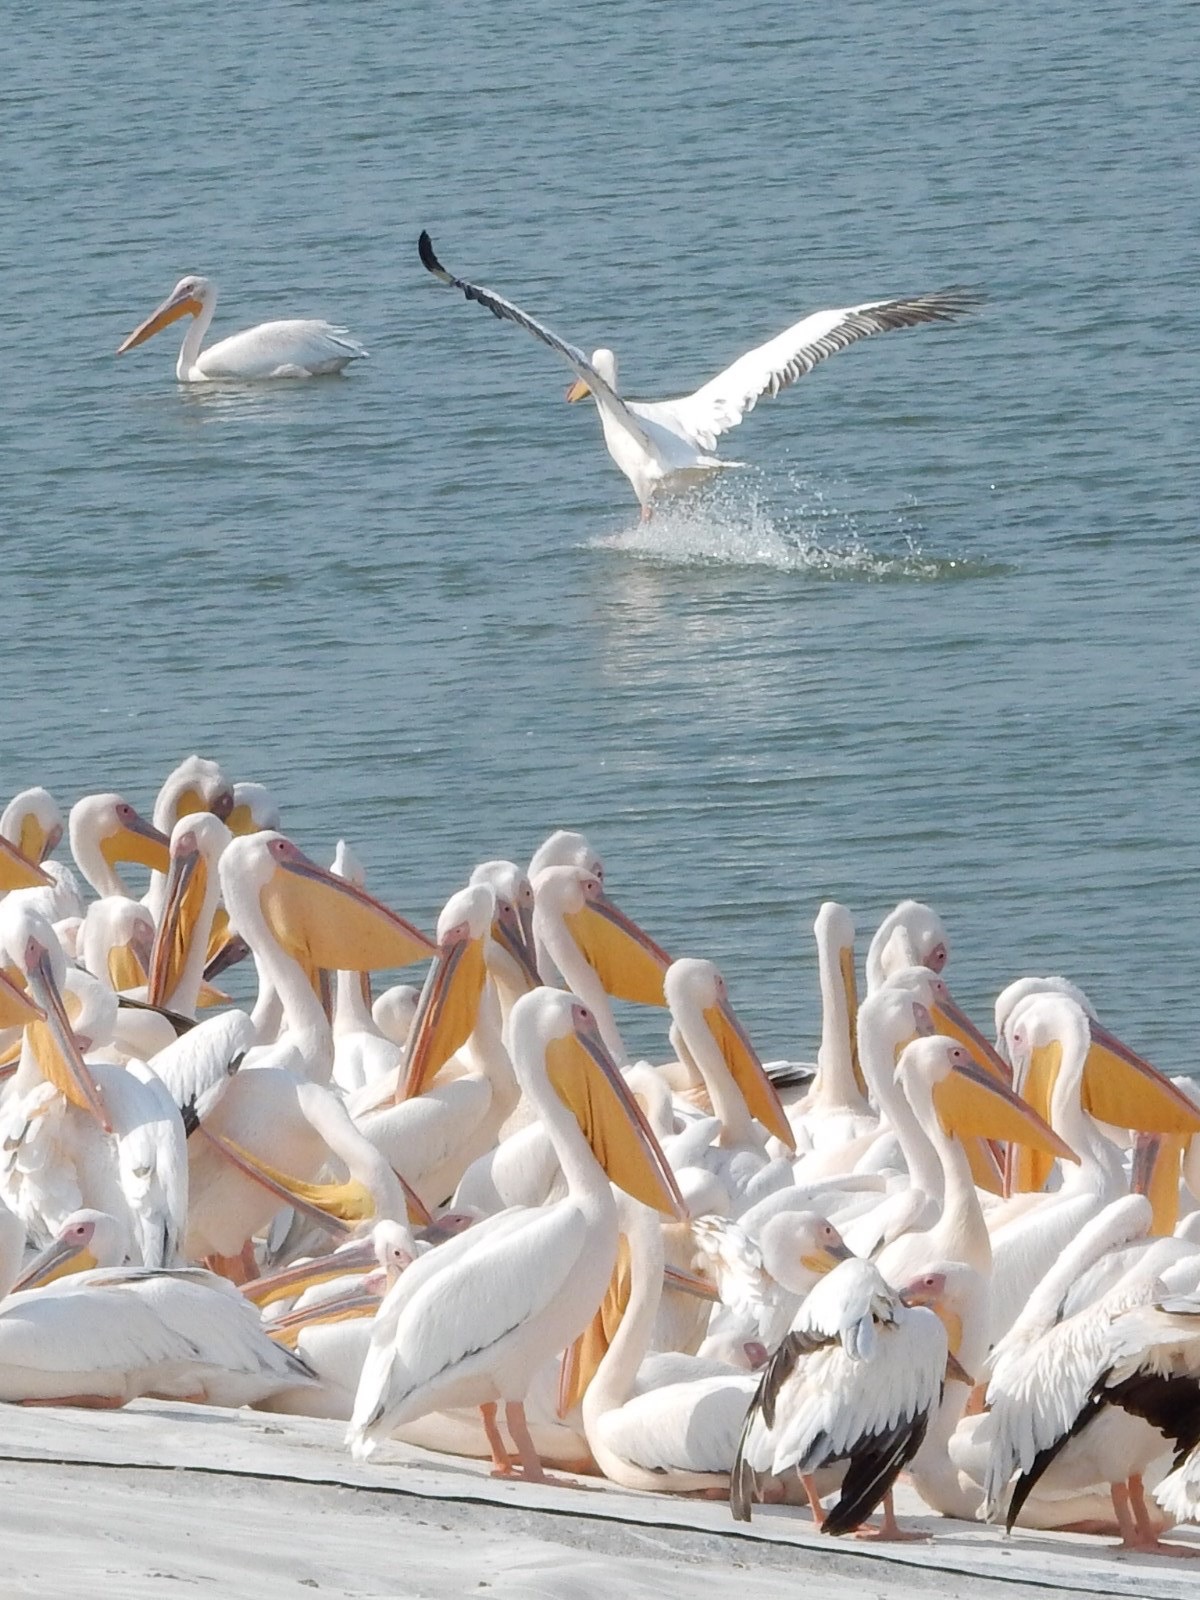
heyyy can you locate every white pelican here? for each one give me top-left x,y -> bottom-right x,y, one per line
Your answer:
730,1255 -> 949,1538
987,993 -> 1200,1343
662,957 -> 795,1211
347,987 -> 686,1479
584,1206 -> 851,1495
146,812 -> 233,1018
0,788 -> 63,871
68,794 -> 170,900
531,864 -> 671,1063
418,232 -> 979,518
864,899 -> 949,994
117,276 -> 368,382
787,902 -> 873,1148
0,1208 -> 313,1407
980,1195 -> 1199,1551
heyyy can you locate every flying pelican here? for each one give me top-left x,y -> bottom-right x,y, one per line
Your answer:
418,232 -> 979,518
347,987 -> 686,1480
117,276 -> 368,382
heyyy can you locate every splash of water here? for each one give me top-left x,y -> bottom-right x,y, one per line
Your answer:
591,473 -> 1008,581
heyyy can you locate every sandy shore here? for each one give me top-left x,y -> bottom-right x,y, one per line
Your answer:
6,1402 -> 1198,1600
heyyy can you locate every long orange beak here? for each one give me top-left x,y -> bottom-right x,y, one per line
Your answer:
117,288 -> 203,353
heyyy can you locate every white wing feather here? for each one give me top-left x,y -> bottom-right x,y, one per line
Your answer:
647,290 -> 982,452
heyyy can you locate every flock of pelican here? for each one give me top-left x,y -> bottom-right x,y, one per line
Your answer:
3,754 -> 1200,1561
115,238 -> 979,517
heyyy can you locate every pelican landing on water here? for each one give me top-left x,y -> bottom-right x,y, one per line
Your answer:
418,231 -> 981,520
117,275 -> 368,382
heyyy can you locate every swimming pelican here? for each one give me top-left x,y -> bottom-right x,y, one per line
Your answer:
347,987 -> 686,1479
418,232 -> 979,518
117,276 -> 368,382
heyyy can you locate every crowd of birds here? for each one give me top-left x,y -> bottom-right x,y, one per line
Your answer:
114,236 -> 980,519
2,755 -> 1200,1560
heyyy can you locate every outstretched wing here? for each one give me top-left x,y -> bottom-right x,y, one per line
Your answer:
417,232 -> 653,449
653,288 -> 983,451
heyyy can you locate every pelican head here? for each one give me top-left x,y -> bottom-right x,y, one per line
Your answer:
528,829 -> 604,883
759,1210 -> 854,1293
566,348 -> 618,402
12,1209 -> 127,1290
398,883 -> 495,1100
469,859 -> 539,993
154,755 -> 234,832
147,811 -> 233,1005
117,275 -> 215,355
0,787 -> 63,867
533,864 -> 671,1006
227,781 -> 281,836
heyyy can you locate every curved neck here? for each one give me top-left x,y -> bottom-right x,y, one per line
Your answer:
229,881 -> 332,1080
859,1021 -> 943,1200
674,995 -> 756,1148
908,1074 -> 992,1272
73,834 -> 129,900
533,909 -> 627,1065
582,1206 -> 664,1431
1051,1049 -> 1125,1192
177,298 -> 216,380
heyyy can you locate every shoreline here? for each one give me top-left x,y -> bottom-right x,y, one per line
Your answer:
8,1401 -> 1197,1600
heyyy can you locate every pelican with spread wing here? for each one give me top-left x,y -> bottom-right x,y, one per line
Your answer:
418,231 -> 980,518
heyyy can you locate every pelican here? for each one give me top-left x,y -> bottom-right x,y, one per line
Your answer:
0,788 -> 63,871
584,1206 -> 851,1495
980,1195 -> 1200,1552
117,276 -> 367,382
418,232 -> 979,518
0,1207 -> 313,1406
787,902 -> 873,1149
347,987 -> 686,1479
68,794 -> 170,900
730,1255 -> 950,1538
864,899 -> 949,994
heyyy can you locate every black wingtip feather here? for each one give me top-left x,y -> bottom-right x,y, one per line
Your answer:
418,230 -> 443,275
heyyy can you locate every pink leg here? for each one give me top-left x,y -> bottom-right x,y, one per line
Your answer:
480,1402 -> 513,1478
853,1489 -> 929,1542
1121,1475 -> 1199,1557
504,1402 -> 584,1489
800,1473 -> 826,1529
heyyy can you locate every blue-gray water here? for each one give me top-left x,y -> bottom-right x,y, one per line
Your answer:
4,3 -> 1197,1067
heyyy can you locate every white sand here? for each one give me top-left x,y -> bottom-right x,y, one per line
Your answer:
5,1402 -> 1198,1599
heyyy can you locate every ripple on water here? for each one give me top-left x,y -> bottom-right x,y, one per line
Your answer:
590,475 -> 1015,582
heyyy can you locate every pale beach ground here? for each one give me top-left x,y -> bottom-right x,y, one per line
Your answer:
7,1403 -> 1198,1600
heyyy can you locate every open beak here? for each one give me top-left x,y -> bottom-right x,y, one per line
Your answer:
197,1125 -> 431,1232
565,377 -> 591,403
398,930 -> 487,1100
563,887 -> 672,1006
0,837 -> 50,892
933,1052 -> 1075,1168
702,996 -> 795,1150
117,286 -> 203,354
546,1014 -> 687,1219
25,945 -> 112,1132
260,840 -> 436,973
203,915 -> 251,983
147,844 -> 206,1006
12,1232 -> 98,1292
